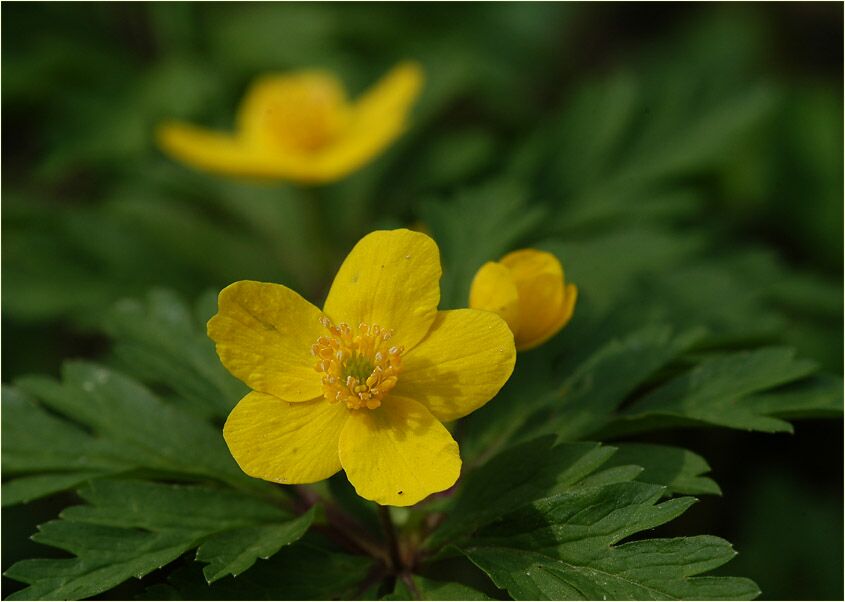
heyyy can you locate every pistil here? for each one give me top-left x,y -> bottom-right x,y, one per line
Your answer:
312,316 -> 403,410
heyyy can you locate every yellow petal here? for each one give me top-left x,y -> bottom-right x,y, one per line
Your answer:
224,392 -> 347,484
323,229 -> 441,353
518,283 -> 578,351
289,61 -> 424,182
394,310 -> 516,421
157,62 -> 423,184
208,281 -> 324,401
353,61 -> 424,123
338,395 -> 460,506
156,122 -> 280,178
499,249 -> 567,350
468,261 -> 521,336
236,71 -> 350,153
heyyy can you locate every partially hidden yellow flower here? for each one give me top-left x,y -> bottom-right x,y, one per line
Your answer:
157,62 -> 423,184
209,229 -> 516,506
469,249 -> 577,351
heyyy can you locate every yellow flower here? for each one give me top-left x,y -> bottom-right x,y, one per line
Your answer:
209,229 -> 516,506
156,62 -> 423,184
469,249 -> 577,351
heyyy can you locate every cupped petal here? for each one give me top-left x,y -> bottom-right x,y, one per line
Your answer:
224,392 -> 347,484
338,395 -> 460,506
518,283 -> 578,351
208,281 -> 325,401
468,261 -> 521,336
236,71 -> 350,153
500,249 -> 566,348
323,229 -> 441,352
393,309 -> 516,422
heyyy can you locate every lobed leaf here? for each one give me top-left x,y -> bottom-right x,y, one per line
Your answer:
4,480 -> 311,600
103,288 -> 246,420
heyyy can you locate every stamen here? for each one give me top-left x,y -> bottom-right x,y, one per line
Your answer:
312,316 -> 403,410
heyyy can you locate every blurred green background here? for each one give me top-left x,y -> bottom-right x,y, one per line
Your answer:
2,3 -> 842,600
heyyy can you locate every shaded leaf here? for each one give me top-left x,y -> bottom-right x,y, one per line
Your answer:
103,289 -> 245,420
604,347 -> 820,436
464,482 -> 758,600
5,480 -> 307,601
196,507 -> 315,583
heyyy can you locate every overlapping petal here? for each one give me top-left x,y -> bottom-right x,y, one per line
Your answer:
500,249 -> 566,345
518,282 -> 578,350
394,309 -> 516,421
224,392 -> 348,484
208,281 -> 325,401
468,261 -> 521,334
323,229 -> 440,352
338,395 -> 460,506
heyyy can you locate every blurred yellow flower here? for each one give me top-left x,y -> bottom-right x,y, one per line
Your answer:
157,62 -> 423,184
470,249 -> 577,351
208,229 -> 515,506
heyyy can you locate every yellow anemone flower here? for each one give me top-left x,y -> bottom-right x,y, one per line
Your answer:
156,62 -> 423,184
469,249 -> 578,351
209,229 -> 516,506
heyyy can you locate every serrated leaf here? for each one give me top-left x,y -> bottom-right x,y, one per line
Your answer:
430,438 -> 617,548
10,362 -> 262,494
2,385 -> 127,477
463,482 -> 758,600
2,472 -> 103,507
743,374 -> 843,419
103,289 -> 246,421
465,542 -> 759,601
604,443 -> 721,496
143,536 -> 376,601
604,347 -> 820,436
196,507 -> 315,583
4,479 -> 307,600
523,326 -> 703,442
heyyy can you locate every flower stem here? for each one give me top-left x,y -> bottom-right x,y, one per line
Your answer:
378,505 -> 403,572
293,485 -> 388,563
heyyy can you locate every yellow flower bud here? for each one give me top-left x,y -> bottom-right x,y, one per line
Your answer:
469,249 -> 577,351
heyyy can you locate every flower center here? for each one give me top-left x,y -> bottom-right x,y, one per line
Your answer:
312,316 -> 403,410
260,78 -> 349,153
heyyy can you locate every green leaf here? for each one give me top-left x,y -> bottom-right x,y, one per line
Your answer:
523,57 -> 778,213
196,507 -> 315,583
17,362 -> 245,485
4,480 -> 308,600
2,385 -> 127,476
430,438 -> 616,548
144,535 -> 376,600
742,374 -> 843,420
463,482 -> 758,600
103,289 -> 246,420
524,326 -> 703,442
387,575 -> 495,600
604,347 -> 821,436
2,472 -> 103,507
604,443 -> 721,497
420,178 -> 546,308
465,541 -> 759,601
4,362 -> 270,503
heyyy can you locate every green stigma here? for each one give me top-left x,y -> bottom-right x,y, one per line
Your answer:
344,353 -> 374,383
